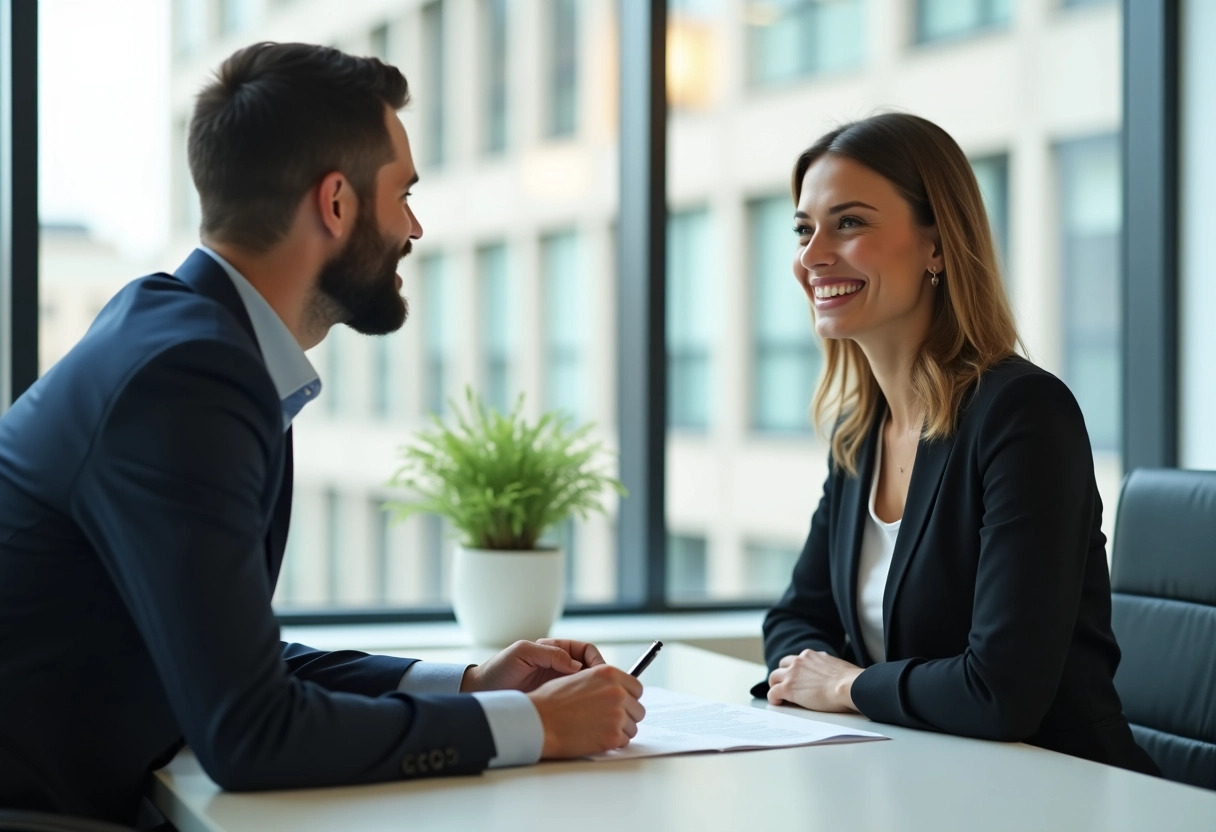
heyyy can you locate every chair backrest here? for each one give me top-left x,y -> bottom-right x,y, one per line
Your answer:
1110,468 -> 1216,790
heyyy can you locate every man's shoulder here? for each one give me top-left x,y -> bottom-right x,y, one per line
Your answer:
31,271 -> 276,427
96,271 -> 259,353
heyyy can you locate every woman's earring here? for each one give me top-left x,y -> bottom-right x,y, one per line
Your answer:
929,267 -> 940,287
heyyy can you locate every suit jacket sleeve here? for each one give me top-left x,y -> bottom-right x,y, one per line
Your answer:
851,373 -> 1098,741
70,341 -> 496,790
279,642 -> 419,696
760,466 -> 848,669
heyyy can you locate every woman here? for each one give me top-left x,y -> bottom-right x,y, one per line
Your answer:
755,113 -> 1156,774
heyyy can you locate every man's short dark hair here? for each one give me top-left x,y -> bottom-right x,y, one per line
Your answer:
188,42 -> 410,252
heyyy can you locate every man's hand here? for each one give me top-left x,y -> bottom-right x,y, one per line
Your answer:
460,638 -> 608,693
766,649 -> 863,713
527,664 -> 645,758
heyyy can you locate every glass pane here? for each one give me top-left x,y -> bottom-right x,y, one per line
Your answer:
749,196 -> 820,433
422,1 -> 446,167
742,542 -> 801,599
549,0 -> 579,137
483,0 -> 510,153
542,230 -> 585,419
917,0 -> 1012,43
478,242 -> 514,415
970,154 -> 1010,275
421,255 -> 449,417
745,0 -> 865,86
667,207 -> 714,430
1058,135 -> 1121,454
663,0 -> 1123,603
667,534 -> 708,601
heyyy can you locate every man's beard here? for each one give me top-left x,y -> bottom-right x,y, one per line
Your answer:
316,206 -> 410,335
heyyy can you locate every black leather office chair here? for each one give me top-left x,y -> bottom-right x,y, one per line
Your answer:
1109,468 -> 1216,790
0,810 -> 135,832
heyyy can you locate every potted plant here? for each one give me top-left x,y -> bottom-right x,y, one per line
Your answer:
385,388 -> 625,646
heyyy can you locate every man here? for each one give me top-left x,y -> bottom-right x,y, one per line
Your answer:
0,42 -> 644,826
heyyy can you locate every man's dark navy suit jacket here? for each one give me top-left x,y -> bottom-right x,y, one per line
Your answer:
0,251 -> 496,824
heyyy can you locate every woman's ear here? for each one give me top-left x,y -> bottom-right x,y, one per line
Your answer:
926,227 -> 945,275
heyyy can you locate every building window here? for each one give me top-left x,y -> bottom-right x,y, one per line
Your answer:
539,517 -> 578,593
483,0 -> 509,153
422,1 -> 446,167
743,542 -> 800,599
478,243 -> 513,415
369,500 -> 391,605
916,0 -> 1013,44
172,0 -> 209,58
372,333 -> 405,419
667,207 -> 713,431
746,0 -> 864,86
422,514 -> 448,601
749,196 -> 820,434
323,329 -> 346,417
667,534 -> 708,602
970,154 -> 1011,273
369,23 -> 390,61
421,255 -> 449,417
1057,134 -> 1120,452
542,230 -> 584,418
324,489 -> 342,603
548,0 -> 579,137
218,0 -> 257,36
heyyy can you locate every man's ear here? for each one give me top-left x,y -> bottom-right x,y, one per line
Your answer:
315,172 -> 354,240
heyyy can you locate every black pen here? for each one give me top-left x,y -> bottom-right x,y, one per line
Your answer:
628,640 -> 663,678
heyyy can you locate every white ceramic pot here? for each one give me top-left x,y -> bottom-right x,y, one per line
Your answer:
451,546 -> 565,646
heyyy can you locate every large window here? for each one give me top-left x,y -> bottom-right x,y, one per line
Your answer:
1058,134 -> 1121,453
747,0 -> 865,86
749,196 -> 820,434
18,0 -> 1137,621
916,0 -> 1012,43
667,207 -> 713,431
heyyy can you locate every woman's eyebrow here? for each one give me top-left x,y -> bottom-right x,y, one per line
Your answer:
794,200 -> 879,219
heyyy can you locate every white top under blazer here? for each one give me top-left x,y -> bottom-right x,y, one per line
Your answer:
857,430 -> 901,663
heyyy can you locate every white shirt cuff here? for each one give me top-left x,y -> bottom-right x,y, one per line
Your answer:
396,662 -> 470,694
470,690 -> 545,768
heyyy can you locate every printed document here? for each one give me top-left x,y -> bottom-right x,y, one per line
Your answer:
590,686 -> 887,761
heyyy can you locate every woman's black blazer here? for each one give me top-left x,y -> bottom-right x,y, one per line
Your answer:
758,356 -> 1157,774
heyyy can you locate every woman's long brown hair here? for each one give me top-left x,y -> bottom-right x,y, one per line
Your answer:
793,113 -> 1022,476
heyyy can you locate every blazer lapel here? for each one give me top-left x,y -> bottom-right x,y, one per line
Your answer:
883,427 -> 955,649
836,414 -> 882,666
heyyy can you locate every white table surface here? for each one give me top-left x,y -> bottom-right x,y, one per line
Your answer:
152,643 -> 1216,832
